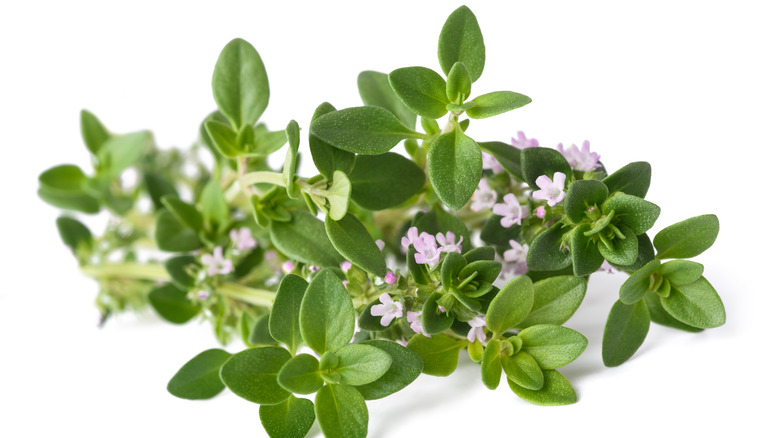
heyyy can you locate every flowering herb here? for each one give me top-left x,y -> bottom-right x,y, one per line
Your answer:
39,5 -> 725,438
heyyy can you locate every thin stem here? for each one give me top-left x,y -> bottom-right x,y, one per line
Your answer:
242,171 -> 286,187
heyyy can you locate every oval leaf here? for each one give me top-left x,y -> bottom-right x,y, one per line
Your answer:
602,299 -> 650,367
486,275 -> 534,335
148,283 -> 199,324
167,349 -> 232,400
653,214 -> 719,259
480,339 -> 502,390
259,395 -> 315,438
333,344 -> 392,386
501,351 -> 544,390
406,333 -> 465,377
349,153 -> 425,210
388,66 -> 449,119
270,210 -> 343,268
602,161 -> 651,198
519,325 -> 588,370
315,384 -> 368,438
309,102 -> 356,179
660,277 -> 725,329
428,128 -> 482,211
520,275 -> 586,327
299,270 -> 355,355
357,71 -> 417,129
619,259 -> 661,305
353,340 -> 423,400
277,353 -> 323,395
507,369 -> 577,406
438,5 -> 485,81
212,38 -> 269,128
270,274 -> 308,353
325,212 -> 387,277
309,106 -> 421,155
219,346 -> 291,405
466,91 -> 532,119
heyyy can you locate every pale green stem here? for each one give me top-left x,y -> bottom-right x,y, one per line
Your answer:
242,171 -> 286,187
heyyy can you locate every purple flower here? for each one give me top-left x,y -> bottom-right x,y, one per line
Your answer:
471,178 -> 498,212
436,231 -> 463,254
598,260 -> 615,274
482,152 -> 504,173
467,315 -> 487,343
341,261 -> 352,272
413,232 -> 443,267
195,290 -> 210,300
503,240 -> 529,275
510,131 -> 540,149
406,311 -> 429,337
229,227 -> 257,251
557,140 -> 600,172
385,272 -> 398,285
493,193 -> 529,228
532,172 -> 567,207
535,206 -> 546,219
282,260 -> 295,274
370,293 -> 403,326
401,227 -> 420,251
202,247 -> 234,276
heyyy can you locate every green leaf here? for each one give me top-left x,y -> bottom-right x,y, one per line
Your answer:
161,196 -> 203,231
526,222 -> 571,271
212,38 -> 269,128
357,298 -> 387,332
325,170 -> 351,220
463,246 -> 496,263
602,299 -> 650,367
154,210 -> 202,252
466,91 -> 532,119
270,274 -> 308,353
315,384 -> 368,438
143,172 -> 178,211
249,313 -> 278,345
459,260 -> 502,287
644,293 -> 703,333
660,277 -> 725,328
270,210 -> 343,268
602,161 -> 651,198
507,370 -> 577,406
80,109 -> 110,154
486,275 -> 534,335
658,260 -> 704,286
565,180 -> 609,223
219,347 -> 291,405
99,131 -> 152,176
299,270 -> 355,355
277,353 -> 323,394
480,339 -> 502,390
148,283 -> 199,324
259,395 -> 315,438
619,259 -> 661,304
413,204 -> 472,252
357,71 -> 417,130
571,224 -> 605,277
348,153 -> 425,210
325,212 -> 387,277
332,344 -> 392,386
598,224 -> 638,266
501,351 -> 544,390
446,61 -> 472,102
388,67 -> 449,119
200,179 -> 230,231
167,349 -> 231,400
38,165 -> 100,213
309,102 -> 356,179
56,216 -> 92,254
479,214 -> 521,247
478,141 -> 524,180
603,192 -> 660,235
441,252 -> 468,292
612,233 -> 655,273
519,325 -> 588,369
406,333 -> 466,377
421,292 -> 455,335
653,214 -> 719,259
353,340 -> 423,400
310,106 -> 422,155
283,119 -> 300,198
253,123 -> 289,155
520,148 -> 572,190
428,128 -> 482,211
204,120 -> 241,158
406,244 -> 430,285
521,276 -> 587,327
438,5 -> 485,81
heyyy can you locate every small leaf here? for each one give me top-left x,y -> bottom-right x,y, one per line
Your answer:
421,292 -> 455,335
325,170 -> 351,220
598,224 -> 638,266
143,172 -> 178,211
270,210 -> 344,268
325,212 -> 387,277
200,179 -> 230,231
428,128 -> 482,211
38,165 -> 100,214
658,260 -> 704,286
481,339 -> 502,390
309,102 -> 356,179
277,353 -> 323,395
167,349 -> 232,400
259,395 -> 315,438
315,384 -> 368,438
571,224 -> 606,277
653,214 -> 719,259
388,66 -> 449,119
56,216 -> 92,254
299,270 -> 355,355
466,91 -> 532,119
519,325 -> 588,369
564,180 -> 609,223
660,277 -> 726,329
603,192 -> 661,235
98,131 -> 152,176
148,284 -> 199,324
441,252 -> 468,292
507,370 -> 577,406
520,147 -> 571,190
212,38 -> 269,128
333,344 -> 392,386
204,120 -> 241,158
438,5 -> 485,81
309,106 -> 422,155
619,259 -> 661,304
406,333 -> 465,377
161,196 -> 203,231
486,275 -> 534,335
446,61 -> 472,102
357,71 -> 417,129
501,351 -> 544,390
526,222 -> 572,271
463,246 -> 496,263
269,274 -> 308,353
479,141 -> 524,180
80,109 -> 110,154
348,153 -> 425,210
154,210 -> 202,252
602,161 -> 651,198
283,119 -> 300,198
249,313 -> 277,346
219,346 -> 291,405
602,299 -> 650,367
521,276 -> 587,327
644,293 -> 703,333
353,340 -> 423,400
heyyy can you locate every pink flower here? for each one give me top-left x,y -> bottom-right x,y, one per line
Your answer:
557,140 -> 600,172
532,172 -> 567,207
202,247 -> 233,276
493,193 -> 529,228
384,272 -> 398,285
436,231 -> 463,254
230,227 -> 257,251
467,316 -> 487,343
282,260 -> 295,274
341,261 -> 352,272
401,227 -> 420,251
413,232 -> 443,267
482,152 -> 504,173
370,293 -> 403,326
471,178 -> 497,212
510,131 -> 539,149
406,311 -> 429,337
535,206 -> 546,219
503,240 -> 529,275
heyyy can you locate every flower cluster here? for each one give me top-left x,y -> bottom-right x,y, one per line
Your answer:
402,227 -> 464,267
370,292 -> 429,338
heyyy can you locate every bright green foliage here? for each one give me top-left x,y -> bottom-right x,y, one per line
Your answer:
654,214 -> 719,259
315,384 -> 368,438
148,284 -> 199,324
270,274 -> 308,353
164,255 -> 198,289
446,61 -> 472,102
56,216 -> 92,256
520,276 -> 586,327
270,210 -> 343,267
80,109 -> 110,154
309,102 -> 356,179
519,325 -> 588,369
332,344 -> 392,386
466,91 -> 532,119
348,153 -> 425,210
565,180 -> 609,223
501,351 -> 544,390
354,340 -> 423,400
602,161 -> 651,198
99,131 -> 152,176
259,396 -> 315,438
421,292 -> 455,335
619,260 -> 661,304
299,270 -> 355,355
310,106 -> 422,155
154,211 -> 202,252
660,277 -> 726,328
167,349 -> 232,400
283,120 -> 300,198
220,347 -> 291,404
212,38 -> 269,128
357,71 -> 417,129
428,127 -> 482,211
326,212 -> 387,276
527,222 -> 571,271
657,260 -> 704,285
438,5 -> 485,81
481,339 -> 502,390
38,164 -> 100,213
277,353 -> 323,394
602,192 -> 660,235
644,293 -> 703,333
602,299 -> 650,367
486,275 -> 534,335
162,196 -> 203,231
571,224 -> 605,276
406,334 -> 466,377
389,67 -> 449,119
200,179 -> 230,232
508,370 -> 577,406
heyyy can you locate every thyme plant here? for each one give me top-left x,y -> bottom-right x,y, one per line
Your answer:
38,6 -> 725,438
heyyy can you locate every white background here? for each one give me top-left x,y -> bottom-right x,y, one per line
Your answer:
1,0 -> 778,436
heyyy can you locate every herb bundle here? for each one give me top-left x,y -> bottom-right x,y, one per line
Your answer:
38,6 -> 725,438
